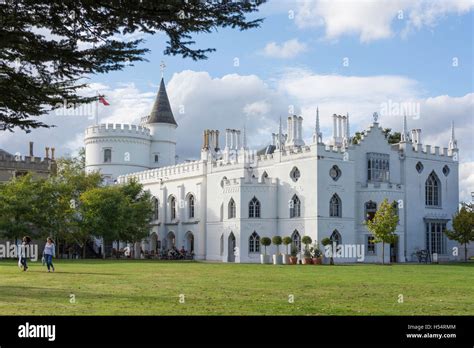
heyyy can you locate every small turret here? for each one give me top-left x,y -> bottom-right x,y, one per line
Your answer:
147,77 -> 178,168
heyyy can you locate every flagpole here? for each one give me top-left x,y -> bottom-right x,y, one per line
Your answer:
95,91 -> 99,125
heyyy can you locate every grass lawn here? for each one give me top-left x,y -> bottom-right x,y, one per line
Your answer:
0,260 -> 472,315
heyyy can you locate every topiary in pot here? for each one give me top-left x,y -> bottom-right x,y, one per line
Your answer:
272,236 -> 282,255
301,236 -> 313,264
261,237 -> 271,255
311,241 -> 323,265
289,245 -> 298,265
260,237 -> 272,264
271,236 -> 283,264
282,236 -> 292,255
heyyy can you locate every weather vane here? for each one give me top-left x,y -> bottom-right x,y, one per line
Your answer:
160,60 -> 166,78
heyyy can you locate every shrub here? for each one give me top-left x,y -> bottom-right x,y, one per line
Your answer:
282,236 -> 292,254
260,237 -> 271,255
272,236 -> 282,254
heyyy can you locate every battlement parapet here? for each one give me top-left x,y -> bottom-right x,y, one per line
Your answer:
85,123 -> 151,138
117,160 -> 203,184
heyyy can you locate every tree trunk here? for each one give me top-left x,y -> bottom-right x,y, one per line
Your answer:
465,243 -> 468,262
82,243 -> 86,259
102,238 -> 106,259
382,242 -> 385,265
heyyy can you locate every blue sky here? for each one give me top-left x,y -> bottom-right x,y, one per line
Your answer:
95,1 -> 473,97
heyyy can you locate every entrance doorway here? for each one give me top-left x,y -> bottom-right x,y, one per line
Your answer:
185,232 -> 194,253
390,240 -> 398,263
227,232 -> 236,262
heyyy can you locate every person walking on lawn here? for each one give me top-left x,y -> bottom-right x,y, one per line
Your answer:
43,237 -> 56,272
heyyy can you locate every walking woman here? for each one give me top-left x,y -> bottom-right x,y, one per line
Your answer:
43,237 -> 56,272
19,236 -> 31,271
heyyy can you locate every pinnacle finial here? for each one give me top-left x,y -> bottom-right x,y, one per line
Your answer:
401,114 -> 408,142
449,120 -> 457,150
160,60 -> 166,78
316,107 -> 320,134
346,112 -> 350,139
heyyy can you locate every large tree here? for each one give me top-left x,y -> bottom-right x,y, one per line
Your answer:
117,180 -> 154,249
0,0 -> 265,131
79,181 -> 153,258
365,198 -> 399,264
0,174 -> 41,241
50,148 -> 102,257
444,203 -> 474,262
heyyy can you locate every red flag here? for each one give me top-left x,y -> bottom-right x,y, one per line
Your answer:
99,96 -> 110,106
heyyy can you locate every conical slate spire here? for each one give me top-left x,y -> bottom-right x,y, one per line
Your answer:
148,78 -> 177,126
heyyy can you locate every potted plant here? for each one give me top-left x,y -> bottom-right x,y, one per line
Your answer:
311,241 -> 323,265
282,236 -> 292,264
260,237 -> 272,264
289,246 -> 298,265
321,237 -> 334,265
272,236 -> 283,265
302,236 -> 313,264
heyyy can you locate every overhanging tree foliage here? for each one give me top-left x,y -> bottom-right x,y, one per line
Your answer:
0,0 -> 265,131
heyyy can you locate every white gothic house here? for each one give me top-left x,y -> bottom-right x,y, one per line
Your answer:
84,77 -> 460,263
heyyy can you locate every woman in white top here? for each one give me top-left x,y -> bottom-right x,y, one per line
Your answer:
43,237 -> 56,272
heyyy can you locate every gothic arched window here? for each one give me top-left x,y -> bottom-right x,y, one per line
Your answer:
291,230 -> 301,252
153,197 -> 159,220
249,231 -> 260,253
170,196 -> 177,221
290,195 -> 301,218
228,198 -> 236,219
330,230 -> 342,246
248,196 -> 261,218
425,171 -> 441,207
188,194 -> 195,219
329,193 -> 342,217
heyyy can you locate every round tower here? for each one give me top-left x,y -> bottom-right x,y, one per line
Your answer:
146,78 -> 178,168
84,123 -> 151,181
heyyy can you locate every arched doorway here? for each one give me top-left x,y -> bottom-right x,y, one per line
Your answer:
228,232 -> 236,262
166,231 -> 176,250
150,232 -> 158,253
185,232 -> 194,253
291,230 -> 301,252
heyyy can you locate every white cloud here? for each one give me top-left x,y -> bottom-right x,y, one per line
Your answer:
0,69 -> 471,199
261,39 -> 308,59
165,71 -> 289,157
294,0 -> 474,42
459,162 -> 474,203
0,82 -> 154,158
